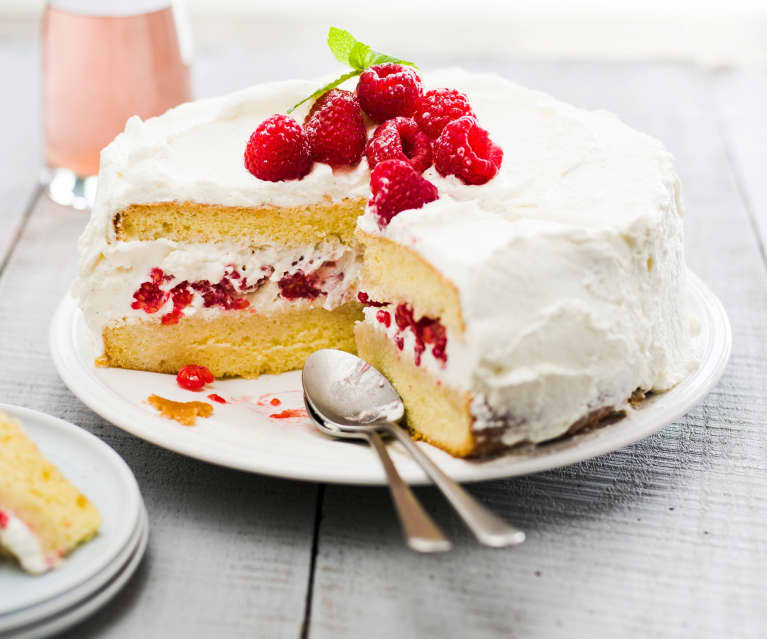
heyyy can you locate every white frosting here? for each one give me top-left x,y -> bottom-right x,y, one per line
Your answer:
76,68 -> 695,448
358,70 -> 694,446
76,239 -> 360,332
0,509 -> 50,574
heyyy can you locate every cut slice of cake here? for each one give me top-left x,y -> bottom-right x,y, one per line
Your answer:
0,410 -> 101,573
75,81 -> 370,378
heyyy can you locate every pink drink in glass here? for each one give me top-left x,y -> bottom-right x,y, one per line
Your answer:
43,1 -> 191,206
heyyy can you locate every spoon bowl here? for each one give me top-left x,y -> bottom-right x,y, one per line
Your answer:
302,349 -> 404,428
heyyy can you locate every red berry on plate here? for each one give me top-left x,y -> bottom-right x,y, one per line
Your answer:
433,116 -> 503,185
366,117 -> 432,173
304,89 -> 367,167
177,365 -> 215,391
356,63 -> 423,123
376,309 -> 392,328
414,88 -> 476,139
369,159 -> 439,227
244,114 -> 312,182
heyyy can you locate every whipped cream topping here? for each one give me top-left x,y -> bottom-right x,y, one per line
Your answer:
356,70 -> 695,445
0,508 -> 51,574
76,239 -> 361,332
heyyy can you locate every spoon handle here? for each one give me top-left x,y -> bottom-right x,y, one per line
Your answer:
384,424 -> 526,547
365,430 -> 452,553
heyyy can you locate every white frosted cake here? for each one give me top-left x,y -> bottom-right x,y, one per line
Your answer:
75,46 -> 695,456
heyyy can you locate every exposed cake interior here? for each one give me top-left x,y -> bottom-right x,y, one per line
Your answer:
0,411 -> 101,573
83,196 -> 366,377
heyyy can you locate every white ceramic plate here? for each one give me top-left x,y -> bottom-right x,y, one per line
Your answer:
0,405 -> 142,615
6,507 -> 148,639
49,271 -> 731,485
0,505 -> 145,633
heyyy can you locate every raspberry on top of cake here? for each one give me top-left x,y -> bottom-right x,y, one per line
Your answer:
0,410 -> 101,574
74,27 -> 695,457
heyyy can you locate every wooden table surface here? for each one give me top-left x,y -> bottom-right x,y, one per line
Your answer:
2,24 -> 766,639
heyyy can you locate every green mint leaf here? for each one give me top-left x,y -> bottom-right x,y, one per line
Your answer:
327,27 -> 357,66
286,69 -> 361,114
367,51 -> 417,68
286,28 -> 418,115
348,42 -> 372,71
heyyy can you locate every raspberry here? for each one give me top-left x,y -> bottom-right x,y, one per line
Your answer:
394,303 -> 415,331
417,317 -> 448,364
356,64 -> 423,123
191,278 -> 250,311
304,89 -> 367,167
369,159 -> 438,227
278,271 -> 322,300
244,114 -> 312,182
414,89 -> 476,139
376,309 -> 392,328
433,116 -> 503,185
160,282 -> 194,325
357,291 -> 388,307
366,117 -> 432,173
131,268 -> 172,314
177,365 -> 214,391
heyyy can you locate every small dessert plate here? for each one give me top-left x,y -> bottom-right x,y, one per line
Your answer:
4,507 -> 148,639
0,405 -> 142,617
49,271 -> 731,485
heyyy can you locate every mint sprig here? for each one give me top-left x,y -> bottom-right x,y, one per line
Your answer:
287,27 -> 416,114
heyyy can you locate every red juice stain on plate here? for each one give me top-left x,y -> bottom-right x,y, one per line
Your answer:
208,393 -> 227,404
269,397 -> 281,406
269,408 -> 308,419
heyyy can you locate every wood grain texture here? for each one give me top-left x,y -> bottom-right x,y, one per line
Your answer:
0,37 -> 42,272
309,63 -> 767,639
711,68 -> 767,261
0,197 -> 318,638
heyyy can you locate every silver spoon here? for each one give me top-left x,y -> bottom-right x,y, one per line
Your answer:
303,389 -> 451,553
302,349 -> 525,548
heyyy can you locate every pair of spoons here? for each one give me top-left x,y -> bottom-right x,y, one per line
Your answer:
302,349 -> 525,552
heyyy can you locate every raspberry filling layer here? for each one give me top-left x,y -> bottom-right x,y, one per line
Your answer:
361,297 -> 448,367
130,259 -> 344,324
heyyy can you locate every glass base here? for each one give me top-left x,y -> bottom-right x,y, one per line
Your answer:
41,167 -> 98,210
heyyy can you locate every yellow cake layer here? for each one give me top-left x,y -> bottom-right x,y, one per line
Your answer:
114,198 -> 365,247
356,230 -> 465,336
355,322 -> 476,457
102,303 -> 363,377
0,411 -> 101,561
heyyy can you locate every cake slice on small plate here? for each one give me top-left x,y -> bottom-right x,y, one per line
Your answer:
0,410 -> 101,574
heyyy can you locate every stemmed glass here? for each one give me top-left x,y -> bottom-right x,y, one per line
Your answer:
42,0 -> 192,209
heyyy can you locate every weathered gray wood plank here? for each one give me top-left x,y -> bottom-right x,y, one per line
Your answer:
711,68 -> 767,260
0,195 -> 318,638
309,63 -> 767,639
0,34 -> 43,271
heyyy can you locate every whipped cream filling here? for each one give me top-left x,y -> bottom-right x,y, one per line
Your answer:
361,306 -> 470,391
76,239 -> 361,332
0,508 -> 51,574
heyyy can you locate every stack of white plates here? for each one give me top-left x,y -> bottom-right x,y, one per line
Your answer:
0,405 -> 148,639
